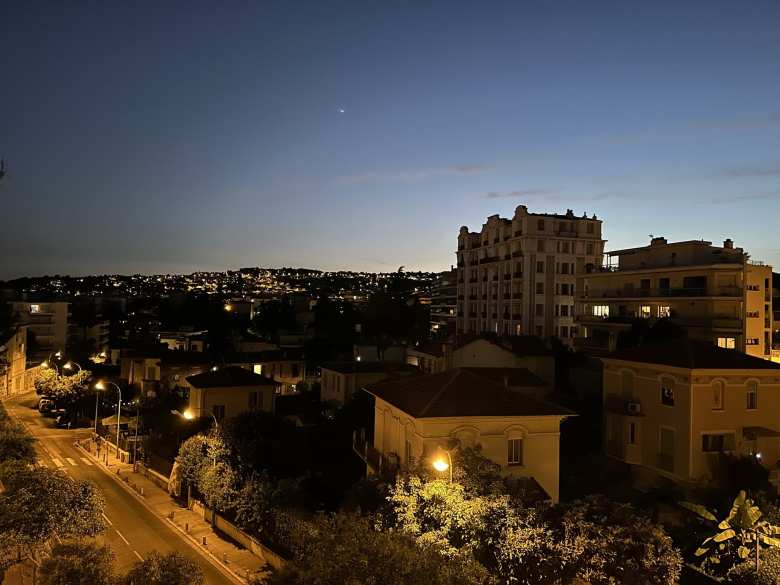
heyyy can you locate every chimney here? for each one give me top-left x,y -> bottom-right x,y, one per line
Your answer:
724,238 -> 733,249
650,236 -> 667,246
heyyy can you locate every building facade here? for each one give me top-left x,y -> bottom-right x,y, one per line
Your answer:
320,361 -> 419,404
576,237 -> 773,359
185,366 -> 279,421
602,340 -> 780,486
360,369 -> 573,502
456,205 -> 605,344
0,327 -> 27,397
430,269 -> 457,338
9,301 -> 69,360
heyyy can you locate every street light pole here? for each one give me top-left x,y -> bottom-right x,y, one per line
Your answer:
95,381 -> 122,458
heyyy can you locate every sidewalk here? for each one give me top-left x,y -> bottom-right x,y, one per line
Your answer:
76,439 -> 270,584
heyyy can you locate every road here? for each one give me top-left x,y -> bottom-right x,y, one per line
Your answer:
4,392 -> 239,585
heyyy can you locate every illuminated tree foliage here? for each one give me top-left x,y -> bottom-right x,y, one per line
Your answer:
0,462 -> 105,573
39,542 -> 114,585
34,368 -> 92,405
120,551 -> 204,585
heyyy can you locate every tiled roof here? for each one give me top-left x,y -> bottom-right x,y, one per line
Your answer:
460,367 -> 547,387
607,339 -> 780,370
455,334 -> 552,357
365,368 -> 572,418
321,361 -> 419,375
186,366 -> 279,388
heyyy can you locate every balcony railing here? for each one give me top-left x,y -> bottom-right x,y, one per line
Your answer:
586,286 -> 742,299
353,431 -> 399,479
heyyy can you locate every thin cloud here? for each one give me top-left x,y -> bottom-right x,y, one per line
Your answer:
722,164 -> 780,178
339,164 -> 494,185
483,188 -> 556,199
710,191 -> 780,204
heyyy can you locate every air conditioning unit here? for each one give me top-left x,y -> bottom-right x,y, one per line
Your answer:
627,402 -> 641,415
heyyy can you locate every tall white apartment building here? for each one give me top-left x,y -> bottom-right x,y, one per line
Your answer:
456,205 -> 605,343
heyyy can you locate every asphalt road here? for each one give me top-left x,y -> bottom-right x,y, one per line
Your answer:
4,392 -> 239,585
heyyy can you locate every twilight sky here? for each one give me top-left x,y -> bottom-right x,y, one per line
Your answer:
1,0 -> 779,279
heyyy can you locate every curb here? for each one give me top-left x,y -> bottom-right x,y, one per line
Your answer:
75,441 -> 255,585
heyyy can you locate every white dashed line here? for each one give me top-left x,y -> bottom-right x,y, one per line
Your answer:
133,550 -> 144,561
115,529 -> 130,545
52,458 -> 63,467
101,513 -> 113,526
80,457 -> 93,466
66,458 -> 77,466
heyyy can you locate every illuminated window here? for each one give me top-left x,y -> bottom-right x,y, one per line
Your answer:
593,305 -> 610,318
660,379 -> 675,406
29,304 -> 40,314
253,364 -> 263,375
640,305 -> 651,318
507,438 -> 523,465
658,306 -> 671,318
717,337 -> 736,349
747,382 -> 758,410
713,381 -> 724,410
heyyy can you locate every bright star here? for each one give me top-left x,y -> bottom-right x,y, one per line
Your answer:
338,108 -> 345,114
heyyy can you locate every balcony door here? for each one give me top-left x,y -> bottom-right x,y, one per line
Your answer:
659,427 -> 675,473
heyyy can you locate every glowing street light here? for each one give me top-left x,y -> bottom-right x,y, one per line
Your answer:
431,449 -> 453,483
95,380 -> 122,457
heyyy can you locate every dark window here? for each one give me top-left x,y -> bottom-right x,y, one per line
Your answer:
537,219 -> 545,231
536,261 -> 544,273
507,438 -> 523,465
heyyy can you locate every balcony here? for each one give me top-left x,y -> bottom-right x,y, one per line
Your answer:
491,313 -> 498,319
585,286 -> 742,299
557,229 -> 578,238
514,230 -> 522,237
504,254 -> 511,260
353,431 -> 399,480
503,293 -> 511,299
468,295 -> 477,300
503,274 -> 511,280
479,257 -> 499,265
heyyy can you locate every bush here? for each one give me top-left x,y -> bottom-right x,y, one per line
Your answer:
121,552 -> 203,585
727,548 -> 780,585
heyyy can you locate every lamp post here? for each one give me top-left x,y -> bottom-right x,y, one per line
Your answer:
171,409 -> 219,466
431,449 -> 454,483
41,350 -> 63,374
95,381 -> 121,457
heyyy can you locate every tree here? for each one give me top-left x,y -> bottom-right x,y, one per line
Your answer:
550,495 -> 682,585
234,472 -> 281,536
39,542 -> 114,585
0,462 -> 105,574
176,434 -> 211,487
681,491 -> 780,576
199,461 -> 239,512
0,418 -> 36,464
268,512 -> 493,585
34,368 -> 92,406
121,552 -> 204,585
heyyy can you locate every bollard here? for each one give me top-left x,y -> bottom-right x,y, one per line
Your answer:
223,553 -> 228,564
185,522 -> 189,533
170,511 -> 175,520
140,487 -> 144,497
202,536 -> 207,546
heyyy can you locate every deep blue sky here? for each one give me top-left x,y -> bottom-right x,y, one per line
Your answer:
1,1 -> 779,278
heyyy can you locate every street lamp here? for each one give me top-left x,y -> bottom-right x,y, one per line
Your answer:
431,449 -> 454,483
171,408 -> 219,430
95,380 -> 122,457
62,360 -> 82,373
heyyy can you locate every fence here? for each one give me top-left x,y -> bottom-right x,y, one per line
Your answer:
189,499 -> 286,571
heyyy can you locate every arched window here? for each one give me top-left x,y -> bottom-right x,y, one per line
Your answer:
660,378 -> 675,407
747,381 -> 758,410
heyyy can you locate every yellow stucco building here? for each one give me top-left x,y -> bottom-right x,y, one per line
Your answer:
577,237 -> 773,359
602,339 -> 780,487
359,368 -> 573,502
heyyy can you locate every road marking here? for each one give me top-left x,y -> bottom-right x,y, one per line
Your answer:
66,457 -> 77,466
115,529 -> 130,545
101,513 -> 113,526
133,550 -> 144,561
80,457 -> 93,466
52,458 -> 63,467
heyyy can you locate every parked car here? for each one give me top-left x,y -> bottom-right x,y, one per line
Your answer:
54,411 -> 73,428
38,398 -> 55,413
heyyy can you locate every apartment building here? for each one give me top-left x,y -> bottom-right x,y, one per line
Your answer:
0,326 -> 27,397
430,268 -> 457,338
9,301 -> 68,360
456,205 -> 605,344
602,339 -> 780,486
575,237 -> 773,359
